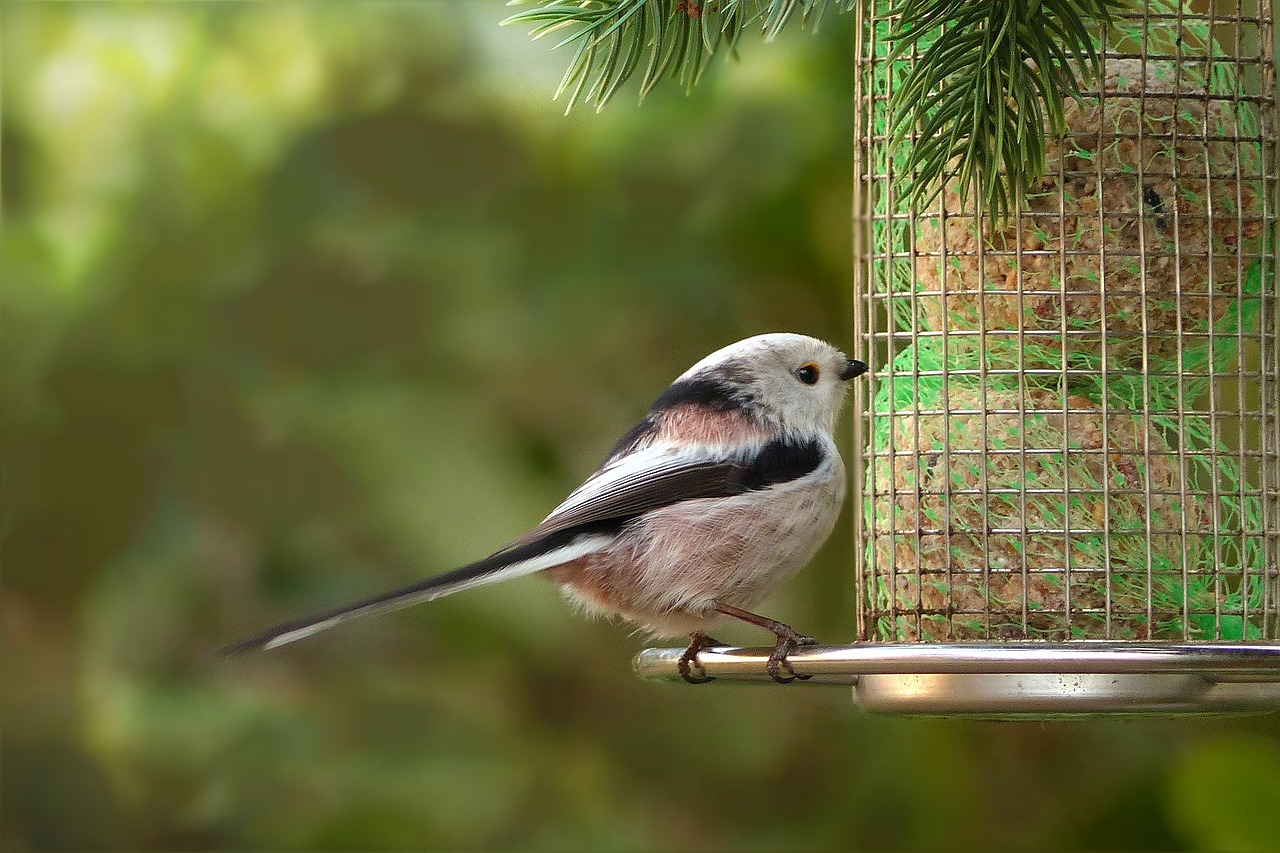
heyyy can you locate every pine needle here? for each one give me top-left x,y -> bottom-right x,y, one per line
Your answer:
882,0 -> 1121,226
504,0 -> 1123,225
502,1 -> 857,113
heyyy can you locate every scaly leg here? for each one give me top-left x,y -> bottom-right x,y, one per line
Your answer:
713,602 -> 817,684
676,631 -> 721,684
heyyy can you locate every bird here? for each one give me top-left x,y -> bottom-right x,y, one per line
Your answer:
226,333 -> 869,683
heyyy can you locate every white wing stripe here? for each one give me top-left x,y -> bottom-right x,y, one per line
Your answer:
261,534 -> 614,650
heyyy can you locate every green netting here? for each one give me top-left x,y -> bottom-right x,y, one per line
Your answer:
863,340 -> 1268,641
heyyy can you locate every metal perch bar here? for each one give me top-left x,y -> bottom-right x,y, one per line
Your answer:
635,642 -> 1280,714
635,641 -> 1280,680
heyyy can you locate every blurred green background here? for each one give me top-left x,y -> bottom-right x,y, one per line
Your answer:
3,2 -> 1279,850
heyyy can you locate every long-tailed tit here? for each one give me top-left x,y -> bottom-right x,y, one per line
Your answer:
227,333 -> 869,683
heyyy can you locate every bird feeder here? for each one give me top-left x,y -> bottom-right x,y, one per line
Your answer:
636,0 -> 1280,715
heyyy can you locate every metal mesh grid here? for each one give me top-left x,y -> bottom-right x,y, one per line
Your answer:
853,0 -> 1279,644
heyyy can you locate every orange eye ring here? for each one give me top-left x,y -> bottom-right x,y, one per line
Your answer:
794,362 -> 821,385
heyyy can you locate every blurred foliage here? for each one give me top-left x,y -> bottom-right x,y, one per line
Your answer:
2,2 -> 1277,851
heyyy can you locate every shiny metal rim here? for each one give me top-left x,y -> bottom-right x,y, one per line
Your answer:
634,642 -> 1280,681
851,673 -> 1280,716
634,642 -> 1280,715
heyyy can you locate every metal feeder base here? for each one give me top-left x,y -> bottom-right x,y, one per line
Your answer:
633,642 -> 1280,717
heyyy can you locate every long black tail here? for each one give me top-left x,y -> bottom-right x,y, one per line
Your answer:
222,529 -> 611,654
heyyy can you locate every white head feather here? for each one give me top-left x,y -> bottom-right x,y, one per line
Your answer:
674,333 -> 862,436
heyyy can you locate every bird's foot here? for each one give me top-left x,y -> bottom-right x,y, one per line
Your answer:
677,632 -> 721,684
766,627 -> 818,684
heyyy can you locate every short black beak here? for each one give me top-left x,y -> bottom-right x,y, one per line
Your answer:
839,358 -> 869,381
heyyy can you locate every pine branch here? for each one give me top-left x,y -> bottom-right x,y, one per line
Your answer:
883,0 -> 1122,225
503,0 -> 1122,226
501,0 -> 856,113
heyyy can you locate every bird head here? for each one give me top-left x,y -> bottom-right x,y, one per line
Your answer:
667,333 -> 869,437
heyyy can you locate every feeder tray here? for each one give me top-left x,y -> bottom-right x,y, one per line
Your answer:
632,642 -> 1280,716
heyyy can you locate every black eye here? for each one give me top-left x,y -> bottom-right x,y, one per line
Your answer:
794,362 -> 821,385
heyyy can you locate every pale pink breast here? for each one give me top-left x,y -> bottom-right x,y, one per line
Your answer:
654,404 -> 772,447
550,455 -> 845,637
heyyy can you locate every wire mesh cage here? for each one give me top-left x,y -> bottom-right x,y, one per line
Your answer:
849,0 -> 1280,712
635,0 -> 1280,714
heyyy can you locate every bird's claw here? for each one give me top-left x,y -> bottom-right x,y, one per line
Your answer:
766,630 -> 817,684
677,632 -> 721,684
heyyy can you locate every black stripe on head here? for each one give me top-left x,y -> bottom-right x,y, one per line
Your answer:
651,364 -> 755,413
739,436 -> 825,490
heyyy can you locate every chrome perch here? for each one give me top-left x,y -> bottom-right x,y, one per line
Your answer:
635,642 -> 1280,715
